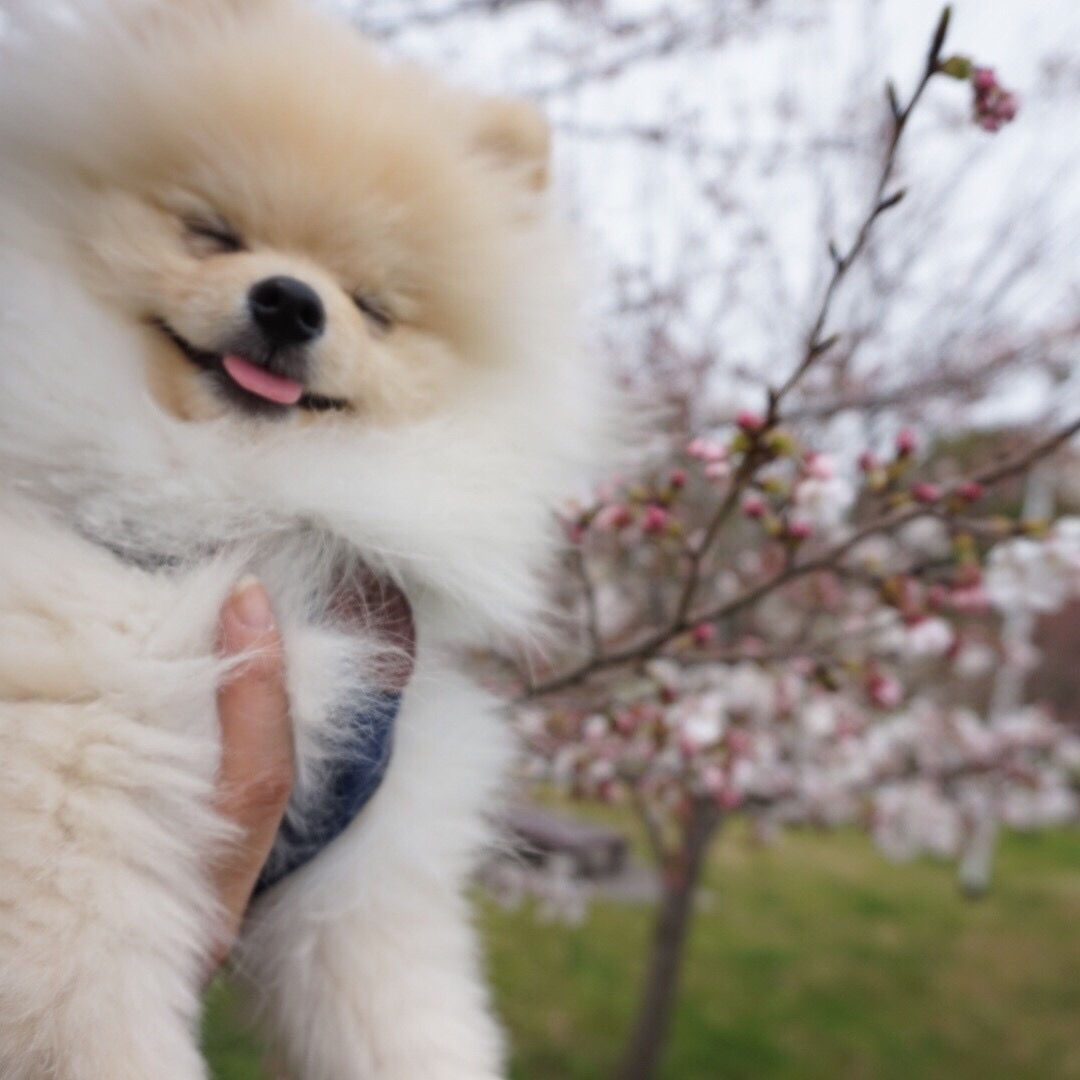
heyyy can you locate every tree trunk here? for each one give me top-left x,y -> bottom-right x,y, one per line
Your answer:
616,800 -> 722,1080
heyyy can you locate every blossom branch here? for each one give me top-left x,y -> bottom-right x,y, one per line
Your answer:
540,8 -> 966,695
527,414 -> 1080,699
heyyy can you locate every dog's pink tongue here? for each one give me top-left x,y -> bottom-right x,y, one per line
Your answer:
222,355 -> 304,406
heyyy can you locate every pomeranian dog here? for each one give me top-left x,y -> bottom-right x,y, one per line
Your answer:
0,1 -> 606,1077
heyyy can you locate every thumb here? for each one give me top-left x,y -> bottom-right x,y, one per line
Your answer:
207,576 -> 293,976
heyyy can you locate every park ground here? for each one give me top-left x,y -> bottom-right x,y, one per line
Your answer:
204,822 -> 1080,1079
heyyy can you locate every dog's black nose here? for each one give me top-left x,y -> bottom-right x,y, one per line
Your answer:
249,276 -> 325,345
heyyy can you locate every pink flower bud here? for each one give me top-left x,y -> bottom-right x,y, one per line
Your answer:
690,622 -> 716,646
641,505 -> 672,534
593,503 -> 633,531
956,481 -> 985,503
742,493 -> 767,519
668,468 -> 688,490
787,517 -> 813,541
972,70 -> 1020,133
705,460 -> 732,482
896,428 -> 917,456
736,410 -> 766,434
996,91 -> 1019,121
912,481 -> 942,503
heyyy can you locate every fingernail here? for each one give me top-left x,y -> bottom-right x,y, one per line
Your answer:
231,575 -> 274,632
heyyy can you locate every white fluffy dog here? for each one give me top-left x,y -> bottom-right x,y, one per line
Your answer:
0,2 -> 605,1077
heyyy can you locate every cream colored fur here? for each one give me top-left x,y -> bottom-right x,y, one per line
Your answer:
0,2 -> 607,1077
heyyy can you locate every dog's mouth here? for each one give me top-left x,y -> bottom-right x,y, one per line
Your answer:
153,320 -> 350,414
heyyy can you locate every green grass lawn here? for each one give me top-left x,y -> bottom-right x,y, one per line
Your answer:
205,824 -> 1080,1079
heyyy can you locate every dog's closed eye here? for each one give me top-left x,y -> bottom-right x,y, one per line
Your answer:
352,291 -> 393,333
182,213 -> 245,256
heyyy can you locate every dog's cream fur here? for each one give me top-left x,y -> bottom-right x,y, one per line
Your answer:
0,2 -> 606,1077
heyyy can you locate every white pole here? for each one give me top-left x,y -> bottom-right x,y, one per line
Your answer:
959,460 -> 1055,897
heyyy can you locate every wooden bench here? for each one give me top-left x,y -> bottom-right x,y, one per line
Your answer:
502,803 -> 628,879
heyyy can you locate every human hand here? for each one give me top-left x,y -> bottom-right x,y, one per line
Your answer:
205,576 -> 294,980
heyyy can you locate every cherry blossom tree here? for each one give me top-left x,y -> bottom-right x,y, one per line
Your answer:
356,3 -> 1080,1077
496,12 -> 1079,1079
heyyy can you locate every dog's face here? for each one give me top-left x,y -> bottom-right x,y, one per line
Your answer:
63,1 -> 551,426
0,0 -> 604,635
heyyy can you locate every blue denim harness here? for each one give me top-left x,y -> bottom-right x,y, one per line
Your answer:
254,691 -> 401,895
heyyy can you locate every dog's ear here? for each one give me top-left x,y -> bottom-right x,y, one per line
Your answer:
471,98 -> 551,193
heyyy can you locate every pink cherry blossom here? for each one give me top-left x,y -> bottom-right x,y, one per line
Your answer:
704,459 -> 733,481
793,475 -> 854,533
802,452 -> 837,480
904,617 -> 955,659
686,437 -> 727,463
641,505 -> 673,534
985,527 -> 1080,614
742,493 -> 767,518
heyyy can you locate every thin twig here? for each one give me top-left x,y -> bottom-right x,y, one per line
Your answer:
571,546 -> 603,655
669,448 -> 761,628
767,6 -> 952,418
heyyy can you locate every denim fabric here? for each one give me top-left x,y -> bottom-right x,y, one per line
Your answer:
255,692 -> 399,895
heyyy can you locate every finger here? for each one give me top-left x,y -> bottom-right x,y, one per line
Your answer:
209,576 -> 294,969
